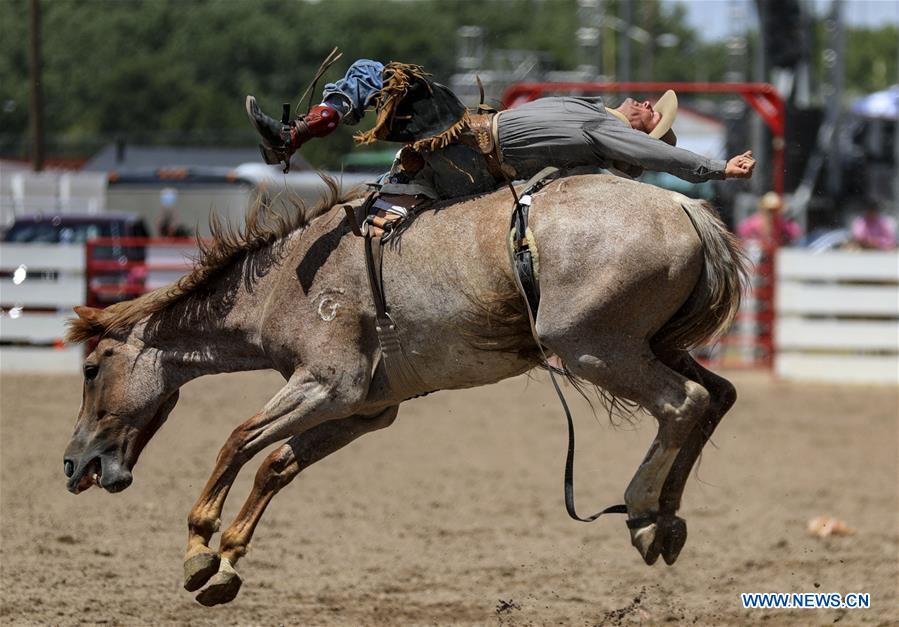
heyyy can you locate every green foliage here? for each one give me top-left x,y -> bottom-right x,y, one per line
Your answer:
844,25 -> 898,98
1,0 -> 583,165
1,0 -> 896,167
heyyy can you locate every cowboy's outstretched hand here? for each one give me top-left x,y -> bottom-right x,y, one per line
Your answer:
725,150 -> 755,179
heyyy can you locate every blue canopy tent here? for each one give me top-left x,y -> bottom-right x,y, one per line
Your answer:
851,85 -> 899,120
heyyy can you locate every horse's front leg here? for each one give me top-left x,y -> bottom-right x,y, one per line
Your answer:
192,405 -> 399,606
182,368 -> 363,593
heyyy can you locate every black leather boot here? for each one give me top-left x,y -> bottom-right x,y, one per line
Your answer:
245,96 -> 296,168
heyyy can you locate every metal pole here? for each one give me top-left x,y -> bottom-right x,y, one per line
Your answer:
642,1 -> 655,81
619,0 -> 632,83
28,0 -> 45,172
894,33 -> 899,217
604,5 -> 616,80
752,4 -> 768,194
826,0 -> 844,197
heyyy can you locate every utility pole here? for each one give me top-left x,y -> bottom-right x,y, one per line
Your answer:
28,0 -> 45,172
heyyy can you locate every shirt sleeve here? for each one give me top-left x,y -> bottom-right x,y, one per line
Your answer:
585,118 -> 727,183
736,216 -> 757,239
850,217 -> 866,242
785,219 -> 802,242
881,217 -> 898,249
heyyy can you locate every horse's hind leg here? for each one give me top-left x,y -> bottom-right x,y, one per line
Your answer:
193,405 -> 399,606
651,349 -> 737,564
554,336 -> 709,566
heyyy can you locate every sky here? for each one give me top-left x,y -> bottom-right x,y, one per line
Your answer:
666,0 -> 899,41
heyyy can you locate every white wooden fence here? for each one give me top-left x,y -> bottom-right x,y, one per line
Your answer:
1,241 -> 196,373
0,244 -> 86,372
1,171 -> 109,229
775,249 -> 899,385
3,242 -> 898,383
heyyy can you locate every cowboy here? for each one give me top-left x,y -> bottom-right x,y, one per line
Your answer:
247,59 -> 755,203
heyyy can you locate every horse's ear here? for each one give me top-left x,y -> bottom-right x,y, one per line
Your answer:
73,306 -> 102,322
67,306 -> 106,344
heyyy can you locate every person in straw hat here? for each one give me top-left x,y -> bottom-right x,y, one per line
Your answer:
247,59 -> 756,201
737,191 -> 801,245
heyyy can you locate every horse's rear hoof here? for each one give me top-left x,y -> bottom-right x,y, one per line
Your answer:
659,515 -> 688,565
196,559 -> 242,606
184,549 -> 220,592
629,521 -> 661,565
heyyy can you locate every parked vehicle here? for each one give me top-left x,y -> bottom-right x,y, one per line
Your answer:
2,213 -> 152,307
2,212 -> 149,244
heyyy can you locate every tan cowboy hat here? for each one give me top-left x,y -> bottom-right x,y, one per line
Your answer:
606,89 -> 678,146
649,89 -> 677,146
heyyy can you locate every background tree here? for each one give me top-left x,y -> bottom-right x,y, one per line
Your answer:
0,0 -> 895,168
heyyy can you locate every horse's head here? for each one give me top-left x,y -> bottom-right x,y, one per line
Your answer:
63,307 -> 180,494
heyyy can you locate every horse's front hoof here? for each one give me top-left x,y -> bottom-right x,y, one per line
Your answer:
629,521 -> 660,565
196,559 -> 242,606
184,547 -> 221,591
659,515 -> 688,565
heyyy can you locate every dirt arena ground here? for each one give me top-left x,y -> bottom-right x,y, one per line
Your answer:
1,369 -> 896,625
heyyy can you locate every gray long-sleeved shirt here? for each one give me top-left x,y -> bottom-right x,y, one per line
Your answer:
498,96 -> 727,184
382,95 -> 726,199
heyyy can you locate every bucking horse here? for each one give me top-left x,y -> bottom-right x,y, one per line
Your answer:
63,173 -> 747,606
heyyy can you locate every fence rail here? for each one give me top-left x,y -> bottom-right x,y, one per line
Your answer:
1,239 -> 197,373
0,244 -> 86,372
3,241 -> 897,384
774,249 -> 899,385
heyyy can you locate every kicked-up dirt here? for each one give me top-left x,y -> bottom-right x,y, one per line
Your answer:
1,370 -> 896,625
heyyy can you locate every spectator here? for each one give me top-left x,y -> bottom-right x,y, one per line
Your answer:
157,208 -> 191,238
849,202 -> 897,250
157,187 -> 192,238
737,192 -> 802,246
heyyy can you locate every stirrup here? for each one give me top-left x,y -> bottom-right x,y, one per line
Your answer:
363,205 -> 408,241
258,143 -> 287,166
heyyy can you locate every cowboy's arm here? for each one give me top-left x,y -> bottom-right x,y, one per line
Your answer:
594,122 -> 728,183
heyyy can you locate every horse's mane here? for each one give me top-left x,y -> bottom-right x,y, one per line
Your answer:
66,176 -> 363,343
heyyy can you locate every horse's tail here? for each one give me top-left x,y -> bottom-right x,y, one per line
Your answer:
653,199 -> 750,351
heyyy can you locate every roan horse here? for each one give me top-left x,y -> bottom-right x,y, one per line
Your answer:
63,174 -> 747,606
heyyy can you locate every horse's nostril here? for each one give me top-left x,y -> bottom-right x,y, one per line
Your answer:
64,459 -> 75,478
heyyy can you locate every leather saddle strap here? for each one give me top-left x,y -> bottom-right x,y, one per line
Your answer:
483,147 -> 512,184
364,229 -> 427,400
365,233 -> 389,323
508,167 -> 628,522
463,113 -> 516,183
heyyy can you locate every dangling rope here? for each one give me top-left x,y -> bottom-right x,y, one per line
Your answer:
507,167 -> 628,523
294,47 -> 343,118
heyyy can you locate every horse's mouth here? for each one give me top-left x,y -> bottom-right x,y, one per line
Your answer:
66,455 -> 132,494
67,457 -> 102,494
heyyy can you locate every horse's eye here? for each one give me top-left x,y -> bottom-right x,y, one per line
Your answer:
84,364 -> 99,381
